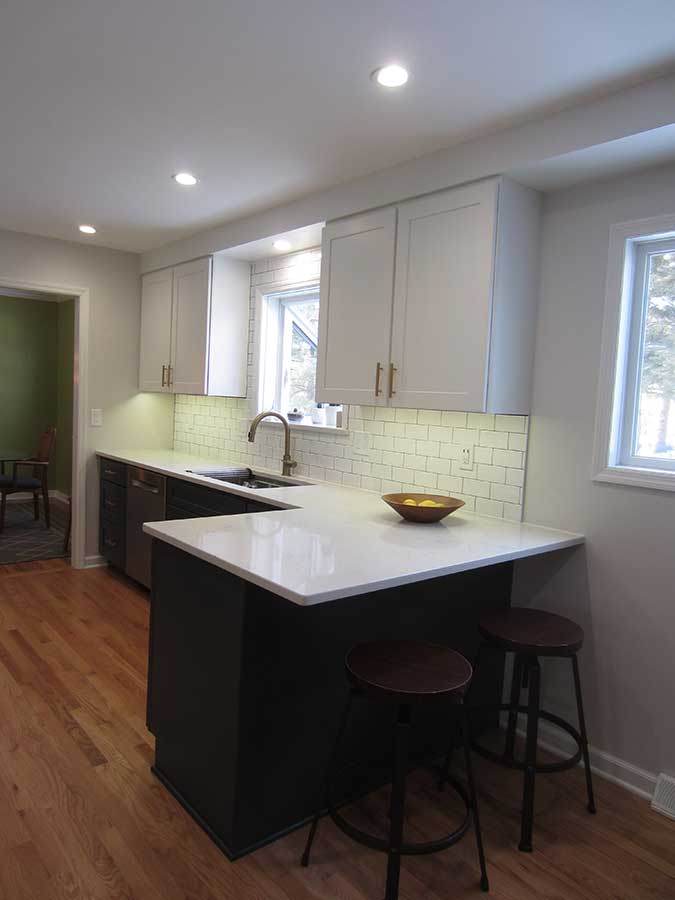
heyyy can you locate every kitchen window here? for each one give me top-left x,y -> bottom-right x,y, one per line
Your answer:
257,284 -> 342,428
594,216 -> 675,489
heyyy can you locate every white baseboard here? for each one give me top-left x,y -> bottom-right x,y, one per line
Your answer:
514,717 -> 657,802
83,554 -> 107,569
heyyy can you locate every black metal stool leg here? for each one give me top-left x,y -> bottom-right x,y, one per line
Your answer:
385,704 -> 411,900
437,718 -> 459,791
462,707 -> 489,892
572,654 -> 596,815
301,690 -> 354,867
504,653 -> 524,761
519,656 -> 540,853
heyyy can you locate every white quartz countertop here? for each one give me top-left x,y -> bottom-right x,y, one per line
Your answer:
98,449 -> 584,606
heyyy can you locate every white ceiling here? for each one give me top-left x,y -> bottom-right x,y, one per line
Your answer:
2,0 -> 675,254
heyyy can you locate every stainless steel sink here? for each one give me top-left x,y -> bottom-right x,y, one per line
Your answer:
188,467 -> 308,490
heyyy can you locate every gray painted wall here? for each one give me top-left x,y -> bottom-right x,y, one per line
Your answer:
514,161 -> 675,785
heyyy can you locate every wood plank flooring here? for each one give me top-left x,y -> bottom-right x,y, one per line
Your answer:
0,560 -> 672,899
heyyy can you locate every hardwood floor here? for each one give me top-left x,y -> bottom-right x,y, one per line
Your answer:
0,561 -> 672,899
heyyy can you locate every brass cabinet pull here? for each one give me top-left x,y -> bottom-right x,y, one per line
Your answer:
375,362 -> 384,397
167,365 -> 173,388
389,363 -> 397,398
161,364 -> 167,387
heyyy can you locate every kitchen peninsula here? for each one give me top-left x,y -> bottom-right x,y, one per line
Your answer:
99,450 -> 583,860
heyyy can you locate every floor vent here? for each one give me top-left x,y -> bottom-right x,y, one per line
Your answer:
651,773 -> 675,820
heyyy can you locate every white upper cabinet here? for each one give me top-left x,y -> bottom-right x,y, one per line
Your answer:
316,208 -> 397,406
316,177 -> 540,413
139,254 -> 249,397
139,267 -> 173,392
170,258 -> 212,395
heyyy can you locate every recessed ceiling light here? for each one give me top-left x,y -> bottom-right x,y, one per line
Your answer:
78,224 -> 96,234
273,239 -> 292,252
173,172 -> 198,186
372,64 -> 409,88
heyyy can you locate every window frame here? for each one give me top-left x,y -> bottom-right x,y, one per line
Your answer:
593,214 -> 675,491
254,277 -> 348,433
271,287 -> 320,415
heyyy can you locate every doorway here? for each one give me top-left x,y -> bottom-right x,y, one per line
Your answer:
0,277 -> 89,569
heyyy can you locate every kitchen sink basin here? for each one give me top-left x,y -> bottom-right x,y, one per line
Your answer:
188,467 -> 308,490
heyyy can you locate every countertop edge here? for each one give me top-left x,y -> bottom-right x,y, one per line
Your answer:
143,519 -> 583,606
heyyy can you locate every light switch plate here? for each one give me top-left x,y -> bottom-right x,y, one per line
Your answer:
91,408 -> 103,427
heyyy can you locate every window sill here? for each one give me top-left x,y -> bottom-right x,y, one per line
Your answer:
259,419 -> 349,437
593,464 -> 675,492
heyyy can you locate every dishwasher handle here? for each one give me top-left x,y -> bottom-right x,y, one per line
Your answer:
130,478 -> 161,494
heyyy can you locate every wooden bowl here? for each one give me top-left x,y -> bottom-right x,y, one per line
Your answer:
382,493 -> 465,523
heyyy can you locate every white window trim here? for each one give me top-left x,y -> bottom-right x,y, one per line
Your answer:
593,213 -> 675,491
253,276 -> 349,433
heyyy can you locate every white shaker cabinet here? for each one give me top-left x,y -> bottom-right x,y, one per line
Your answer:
170,258 -> 212,395
316,208 -> 397,406
315,177 -> 541,413
139,267 -> 174,392
139,254 -> 250,397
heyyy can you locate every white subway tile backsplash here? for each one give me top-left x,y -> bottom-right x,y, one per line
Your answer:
475,498 -> 504,518
492,448 -> 523,468
441,411 -> 467,428
508,432 -> 528,452
491,482 -> 521,504
495,414 -> 526,433
395,408 -> 418,424
172,249 -> 530,522
479,430 -> 509,449
418,410 -> 442,425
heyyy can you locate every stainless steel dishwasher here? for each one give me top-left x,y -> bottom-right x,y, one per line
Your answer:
126,466 -> 166,588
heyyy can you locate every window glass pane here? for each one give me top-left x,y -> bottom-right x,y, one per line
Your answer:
287,299 -> 318,413
634,250 -> 675,460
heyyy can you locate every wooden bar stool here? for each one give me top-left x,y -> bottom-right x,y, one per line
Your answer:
301,640 -> 489,899
468,608 -> 596,852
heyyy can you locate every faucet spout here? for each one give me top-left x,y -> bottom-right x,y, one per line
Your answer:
247,411 -> 298,477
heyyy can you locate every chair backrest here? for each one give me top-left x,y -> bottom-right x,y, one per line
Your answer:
35,426 -> 57,463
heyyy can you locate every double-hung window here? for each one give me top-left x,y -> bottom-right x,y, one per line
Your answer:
595,217 -> 675,489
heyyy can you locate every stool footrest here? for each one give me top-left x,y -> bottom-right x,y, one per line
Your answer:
327,772 -> 472,857
468,703 -> 583,774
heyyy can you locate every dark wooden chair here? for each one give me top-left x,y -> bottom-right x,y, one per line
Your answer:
0,426 -> 57,533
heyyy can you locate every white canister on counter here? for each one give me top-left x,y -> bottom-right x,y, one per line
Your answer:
324,404 -> 340,427
311,405 -> 326,426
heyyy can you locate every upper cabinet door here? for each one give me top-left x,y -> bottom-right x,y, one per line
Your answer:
139,268 -> 174,392
316,208 -> 397,406
170,258 -> 212,395
390,182 -> 498,411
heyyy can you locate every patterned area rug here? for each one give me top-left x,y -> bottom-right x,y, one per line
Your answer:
0,500 -> 69,565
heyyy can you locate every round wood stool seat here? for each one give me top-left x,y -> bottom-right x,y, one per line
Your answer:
479,608 -> 584,656
346,639 -> 473,702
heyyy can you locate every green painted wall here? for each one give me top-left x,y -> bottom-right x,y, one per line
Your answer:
0,295 -> 73,493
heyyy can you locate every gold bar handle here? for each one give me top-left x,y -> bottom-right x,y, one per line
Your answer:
389,363 -> 397,398
161,364 -> 167,387
167,365 -> 173,388
375,362 -> 383,397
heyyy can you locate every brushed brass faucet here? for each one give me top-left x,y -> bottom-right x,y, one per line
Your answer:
248,411 -> 298,477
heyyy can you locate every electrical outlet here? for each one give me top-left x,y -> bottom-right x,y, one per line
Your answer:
459,445 -> 473,470
91,408 -> 103,427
